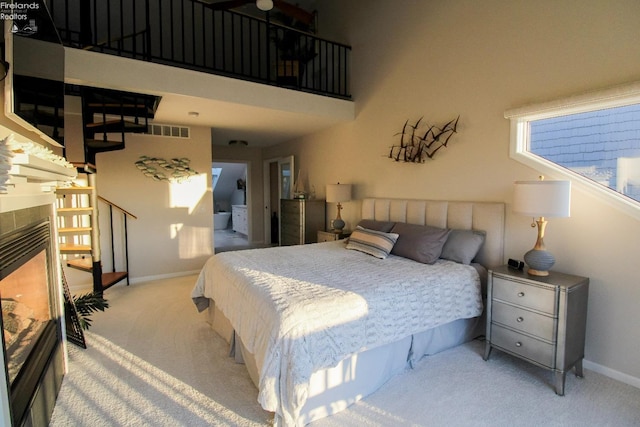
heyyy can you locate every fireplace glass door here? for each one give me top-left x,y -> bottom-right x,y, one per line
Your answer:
1,248 -> 52,384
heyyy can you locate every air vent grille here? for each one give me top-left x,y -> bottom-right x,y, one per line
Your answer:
146,124 -> 190,139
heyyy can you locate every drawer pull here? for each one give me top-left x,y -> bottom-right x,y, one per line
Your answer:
517,316 -> 524,323
517,292 -> 525,297
515,341 -> 522,347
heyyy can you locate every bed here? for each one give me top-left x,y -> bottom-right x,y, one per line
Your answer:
192,198 -> 505,426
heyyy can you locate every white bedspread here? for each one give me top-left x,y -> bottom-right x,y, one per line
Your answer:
191,241 -> 483,426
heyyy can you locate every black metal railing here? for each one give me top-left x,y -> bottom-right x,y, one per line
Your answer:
98,195 -> 136,287
49,0 -> 351,99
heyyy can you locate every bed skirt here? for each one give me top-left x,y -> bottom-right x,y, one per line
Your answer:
205,300 -> 483,425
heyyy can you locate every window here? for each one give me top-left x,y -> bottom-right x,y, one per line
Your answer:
506,81 -> 640,220
212,167 -> 222,190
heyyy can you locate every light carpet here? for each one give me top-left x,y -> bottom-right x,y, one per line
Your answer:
50,275 -> 640,426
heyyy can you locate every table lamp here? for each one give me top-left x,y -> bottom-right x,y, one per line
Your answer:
513,177 -> 571,276
326,183 -> 351,232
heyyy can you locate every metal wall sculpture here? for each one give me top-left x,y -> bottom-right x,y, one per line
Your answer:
389,116 -> 460,163
135,156 -> 199,182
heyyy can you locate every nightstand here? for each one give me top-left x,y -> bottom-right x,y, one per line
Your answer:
317,230 -> 350,242
483,265 -> 589,395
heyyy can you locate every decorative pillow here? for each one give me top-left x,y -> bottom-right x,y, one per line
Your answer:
356,219 -> 396,233
440,229 -> 486,265
346,226 -> 399,259
390,222 -> 451,264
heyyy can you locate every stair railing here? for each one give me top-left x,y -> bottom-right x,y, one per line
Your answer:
97,195 -> 137,287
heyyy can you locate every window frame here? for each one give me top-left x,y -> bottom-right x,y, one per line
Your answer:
506,80 -> 640,221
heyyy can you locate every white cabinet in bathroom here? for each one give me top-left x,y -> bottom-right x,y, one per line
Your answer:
232,205 -> 248,235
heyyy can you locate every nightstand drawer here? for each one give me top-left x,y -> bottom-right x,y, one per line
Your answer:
492,301 -> 556,342
491,324 -> 555,368
493,277 -> 556,314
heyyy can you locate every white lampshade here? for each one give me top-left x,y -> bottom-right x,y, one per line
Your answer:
256,0 -> 273,11
326,183 -> 352,203
513,180 -> 571,218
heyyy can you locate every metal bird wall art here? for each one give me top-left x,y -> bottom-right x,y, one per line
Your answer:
388,115 -> 460,163
135,156 -> 199,182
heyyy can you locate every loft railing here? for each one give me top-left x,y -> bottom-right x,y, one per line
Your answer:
49,0 -> 351,99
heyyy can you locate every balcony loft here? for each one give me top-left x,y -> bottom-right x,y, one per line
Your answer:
50,0 -> 351,100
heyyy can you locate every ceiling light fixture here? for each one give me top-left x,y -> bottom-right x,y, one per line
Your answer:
188,111 -> 199,118
256,0 -> 273,11
228,140 -> 248,146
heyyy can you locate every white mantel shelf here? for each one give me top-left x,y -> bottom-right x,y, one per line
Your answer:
10,153 -> 77,181
1,153 -> 77,214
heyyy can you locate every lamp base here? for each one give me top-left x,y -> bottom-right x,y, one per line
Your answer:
332,218 -> 345,232
527,268 -> 550,277
524,248 -> 555,277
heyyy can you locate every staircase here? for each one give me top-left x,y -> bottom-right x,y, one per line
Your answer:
56,176 -> 138,293
55,175 -> 105,293
79,86 -> 160,166
56,87 -> 156,293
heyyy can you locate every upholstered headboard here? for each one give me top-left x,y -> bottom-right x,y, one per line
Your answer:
360,198 -> 505,269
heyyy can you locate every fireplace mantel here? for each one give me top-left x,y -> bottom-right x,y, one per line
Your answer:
1,137 -> 76,214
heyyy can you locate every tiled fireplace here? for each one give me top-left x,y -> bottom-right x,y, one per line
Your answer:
0,201 -> 65,426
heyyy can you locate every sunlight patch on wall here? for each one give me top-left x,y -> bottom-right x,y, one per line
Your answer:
169,173 -> 207,214
177,225 -> 213,259
170,223 -> 184,239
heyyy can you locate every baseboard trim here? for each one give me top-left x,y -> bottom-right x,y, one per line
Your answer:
65,270 -> 201,293
584,359 -> 640,390
129,270 -> 200,285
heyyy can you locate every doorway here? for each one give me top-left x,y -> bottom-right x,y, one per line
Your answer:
263,155 -> 294,245
213,161 -> 249,252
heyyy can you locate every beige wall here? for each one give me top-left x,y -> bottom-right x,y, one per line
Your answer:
265,0 -> 640,385
5,0 -> 638,388
95,128 -> 214,281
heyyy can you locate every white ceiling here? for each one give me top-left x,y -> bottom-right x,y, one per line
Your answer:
65,48 -> 354,149
152,91 -> 351,148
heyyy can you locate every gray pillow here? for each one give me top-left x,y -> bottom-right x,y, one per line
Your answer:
356,219 -> 395,233
440,229 -> 486,264
390,222 -> 450,264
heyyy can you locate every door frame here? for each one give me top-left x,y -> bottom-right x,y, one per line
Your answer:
263,155 -> 294,244
212,160 -> 250,246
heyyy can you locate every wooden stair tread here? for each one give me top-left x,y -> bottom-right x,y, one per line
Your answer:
60,243 -> 92,254
86,120 -> 146,134
56,186 -> 95,194
84,140 -> 125,153
102,271 -> 128,290
57,207 -> 93,214
65,260 -> 128,290
87,102 -> 148,108
85,119 -> 123,128
58,227 -> 92,234
66,258 -> 93,272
